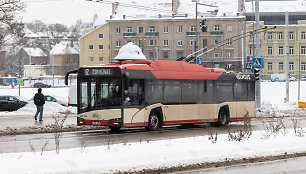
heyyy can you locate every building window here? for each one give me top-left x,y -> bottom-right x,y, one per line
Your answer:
99,45 -> 104,50
163,40 -> 169,46
268,46 -> 273,55
268,62 -> 272,71
89,57 -> 94,62
214,39 -> 219,46
301,62 -> 306,71
149,52 -> 154,59
99,34 -> 103,39
289,62 -> 294,71
66,58 -> 70,65
149,26 -> 155,32
289,46 -> 294,55
267,32 -> 273,40
163,52 -> 169,59
116,27 -> 120,34
127,26 -> 133,32
289,32 -> 294,40
190,25 -> 196,32
214,25 -> 220,31
163,26 -> 168,33
139,26 -> 143,33
277,32 -> 283,40
214,64 -> 220,68
190,40 -> 195,46
227,51 -> 232,58
279,62 -> 284,71
301,31 -> 306,40
116,40 -> 121,47
203,39 -> 207,48
301,46 -> 306,55
227,25 -> 232,32
149,40 -> 154,46
89,45 -> 94,50
177,40 -> 183,46
227,38 -> 232,45
279,46 -> 283,55
177,52 -> 183,59
138,40 -> 143,48
177,26 -> 183,33
214,52 -> 219,58
99,57 -> 104,62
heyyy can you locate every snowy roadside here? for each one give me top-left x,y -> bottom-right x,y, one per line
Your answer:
0,128 -> 305,174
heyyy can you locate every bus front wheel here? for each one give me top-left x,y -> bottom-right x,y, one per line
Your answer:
147,112 -> 161,131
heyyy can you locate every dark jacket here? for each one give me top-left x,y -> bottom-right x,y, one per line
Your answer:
34,93 -> 45,106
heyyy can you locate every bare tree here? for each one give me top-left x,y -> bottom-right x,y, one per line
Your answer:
0,0 -> 25,46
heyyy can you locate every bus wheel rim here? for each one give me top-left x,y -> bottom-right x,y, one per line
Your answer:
150,115 -> 159,129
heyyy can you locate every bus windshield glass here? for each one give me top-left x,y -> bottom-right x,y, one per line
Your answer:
79,77 -> 121,112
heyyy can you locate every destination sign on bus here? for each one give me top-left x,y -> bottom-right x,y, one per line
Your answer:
79,68 -> 115,76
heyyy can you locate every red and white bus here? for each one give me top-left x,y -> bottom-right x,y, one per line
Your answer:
66,60 -> 255,131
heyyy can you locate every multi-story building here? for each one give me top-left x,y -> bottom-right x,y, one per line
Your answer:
109,17 -> 244,69
245,0 -> 306,79
80,0 -> 245,70
79,23 -> 110,66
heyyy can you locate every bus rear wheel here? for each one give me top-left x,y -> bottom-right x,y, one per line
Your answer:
217,107 -> 229,126
109,126 -> 121,132
147,112 -> 161,131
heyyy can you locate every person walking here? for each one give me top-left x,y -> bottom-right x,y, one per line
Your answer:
34,88 -> 45,121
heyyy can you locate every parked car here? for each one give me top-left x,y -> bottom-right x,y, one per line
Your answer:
30,95 -> 68,106
302,76 -> 306,81
0,96 -> 28,111
33,82 -> 51,88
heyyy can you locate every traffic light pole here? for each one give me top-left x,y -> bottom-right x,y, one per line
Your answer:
255,0 -> 261,109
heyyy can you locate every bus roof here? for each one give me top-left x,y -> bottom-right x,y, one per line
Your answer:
80,60 -> 225,80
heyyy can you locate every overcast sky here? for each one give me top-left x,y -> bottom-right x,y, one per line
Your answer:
22,0 -> 113,26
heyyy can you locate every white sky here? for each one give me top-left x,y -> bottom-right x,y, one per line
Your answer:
21,0 -> 172,26
22,0 -> 113,26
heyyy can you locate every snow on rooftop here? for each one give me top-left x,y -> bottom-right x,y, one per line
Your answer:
114,42 -> 146,60
111,0 -> 239,19
23,47 -> 47,57
23,27 -> 39,38
245,0 -> 306,13
50,41 -> 79,56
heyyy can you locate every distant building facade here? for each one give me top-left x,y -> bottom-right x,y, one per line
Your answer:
49,41 -> 79,75
80,23 -> 110,66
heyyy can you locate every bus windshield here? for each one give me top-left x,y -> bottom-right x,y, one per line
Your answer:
79,77 -> 121,112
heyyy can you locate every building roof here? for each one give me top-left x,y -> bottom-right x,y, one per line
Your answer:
245,0 -> 306,13
111,0 -> 240,20
50,41 -> 79,56
23,47 -> 47,57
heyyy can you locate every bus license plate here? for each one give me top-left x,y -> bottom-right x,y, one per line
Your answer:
92,121 -> 101,125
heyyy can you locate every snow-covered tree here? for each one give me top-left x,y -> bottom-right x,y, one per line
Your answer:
0,0 -> 24,47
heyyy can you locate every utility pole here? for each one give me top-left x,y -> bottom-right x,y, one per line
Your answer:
255,0 -> 261,108
285,11 -> 289,103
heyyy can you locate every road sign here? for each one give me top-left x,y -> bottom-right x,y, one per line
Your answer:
246,62 -> 252,69
196,57 -> 202,65
252,58 -> 262,68
17,78 -> 23,86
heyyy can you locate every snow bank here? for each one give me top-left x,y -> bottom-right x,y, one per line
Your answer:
1,129 -> 305,174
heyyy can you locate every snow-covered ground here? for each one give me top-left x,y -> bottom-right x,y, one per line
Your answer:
0,81 -> 306,173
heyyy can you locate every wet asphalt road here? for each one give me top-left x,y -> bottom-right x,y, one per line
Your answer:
1,116 -> 306,154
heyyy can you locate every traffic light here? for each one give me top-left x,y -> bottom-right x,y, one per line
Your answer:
199,20 -> 207,32
254,68 -> 260,81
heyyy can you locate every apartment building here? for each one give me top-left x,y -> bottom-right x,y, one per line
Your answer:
79,23 -> 110,66
250,20 -> 306,79
108,17 -> 244,69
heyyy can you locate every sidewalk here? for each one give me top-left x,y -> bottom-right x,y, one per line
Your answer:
0,114 -> 77,130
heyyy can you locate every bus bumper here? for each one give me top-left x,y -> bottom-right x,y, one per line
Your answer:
77,117 -> 122,127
